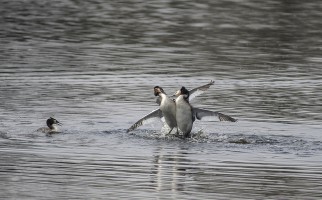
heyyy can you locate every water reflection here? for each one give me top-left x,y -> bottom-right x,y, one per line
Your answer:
151,146 -> 190,193
148,141 -> 322,199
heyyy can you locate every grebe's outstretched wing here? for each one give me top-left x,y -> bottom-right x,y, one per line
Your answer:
127,109 -> 163,132
155,80 -> 215,105
193,107 -> 237,122
188,80 -> 215,102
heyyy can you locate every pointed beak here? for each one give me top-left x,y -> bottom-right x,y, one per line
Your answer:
56,121 -> 62,126
154,87 -> 164,96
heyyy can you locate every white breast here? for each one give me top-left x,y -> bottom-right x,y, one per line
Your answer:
159,93 -> 177,129
175,96 -> 193,136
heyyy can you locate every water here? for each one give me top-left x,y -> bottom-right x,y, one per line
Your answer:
1,0 -> 322,199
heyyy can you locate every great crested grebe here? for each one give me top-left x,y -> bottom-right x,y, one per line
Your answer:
37,117 -> 62,133
127,81 -> 215,133
175,86 -> 237,138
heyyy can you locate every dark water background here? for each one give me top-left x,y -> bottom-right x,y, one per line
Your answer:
0,0 -> 322,199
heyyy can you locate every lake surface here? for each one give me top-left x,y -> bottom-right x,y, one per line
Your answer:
1,0 -> 322,199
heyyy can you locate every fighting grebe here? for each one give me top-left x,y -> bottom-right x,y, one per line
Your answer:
127,81 -> 214,133
175,86 -> 237,138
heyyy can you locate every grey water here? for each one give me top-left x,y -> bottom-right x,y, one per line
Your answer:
1,0 -> 322,199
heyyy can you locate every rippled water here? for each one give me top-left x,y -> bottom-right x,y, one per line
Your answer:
1,0 -> 322,199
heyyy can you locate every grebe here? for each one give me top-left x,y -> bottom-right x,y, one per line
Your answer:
37,117 -> 62,133
127,81 -> 215,133
175,86 -> 237,138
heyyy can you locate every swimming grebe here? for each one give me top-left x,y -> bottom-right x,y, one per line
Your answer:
37,117 -> 62,133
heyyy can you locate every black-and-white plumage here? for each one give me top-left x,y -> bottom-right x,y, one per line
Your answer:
175,86 -> 194,138
37,117 -> 62,133
127,86 -> 177,134
155,80 -> 214,105
175,86 -> 237,138
154,86 -> 177,133
127,81 -> 215,133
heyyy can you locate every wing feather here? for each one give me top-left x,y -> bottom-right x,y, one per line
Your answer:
188,80 -> 215,102
193,107 -> 237,122
127,109 -> 163,132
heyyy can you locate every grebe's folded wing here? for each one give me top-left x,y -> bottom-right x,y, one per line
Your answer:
127,108 -> 163,132
188,80 -> 214,102
193,107 -> 237,122
37,127 -> 48,133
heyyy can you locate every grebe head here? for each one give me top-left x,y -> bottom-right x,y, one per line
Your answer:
154,86 -> 165,96
46,117 -> 62,129
175,86 -> 189,99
